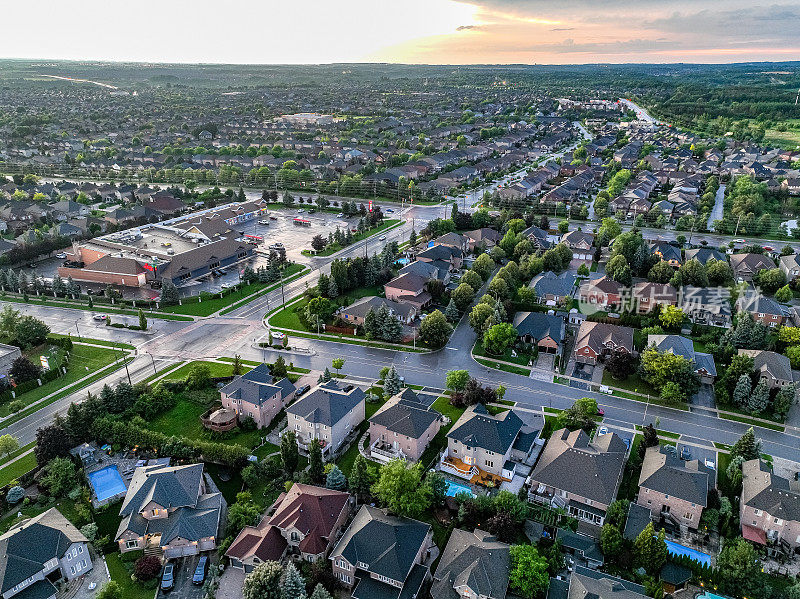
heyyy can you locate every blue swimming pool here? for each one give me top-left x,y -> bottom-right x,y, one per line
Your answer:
445,480 -> 476,498
664,539 -> 712,567
88,465 -> 127,502
696,593 -> 730,599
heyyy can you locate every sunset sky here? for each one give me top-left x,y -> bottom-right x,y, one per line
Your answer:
2,0 -> 799,64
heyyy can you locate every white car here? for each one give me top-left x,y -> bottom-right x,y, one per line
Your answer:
597,426 -> 609,436
220,283 -> 232,290
337,212 -> 344,218
258,219 -> 270,225
379,235 -> 386,241
271,332 -> 285,340
55,252 -> 67,259
92,314 -> 107,321
297,208 -> 305,213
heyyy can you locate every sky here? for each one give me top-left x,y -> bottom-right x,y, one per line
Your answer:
2,0 -> 800,65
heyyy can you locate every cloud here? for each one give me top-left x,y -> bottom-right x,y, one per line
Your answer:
550,27 -> 574,31
457,24 -> 480,30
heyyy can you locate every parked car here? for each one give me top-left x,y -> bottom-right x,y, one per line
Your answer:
680,446 -> 691,461
597,426 -> 609,436
220,283 -> 232,289
337,212 -> 344,218
379,235 -> 386,241
664,445 -> 678,456
93,314 -> 107,321
385,208 -> 394,213
258,219 -> 270,225
55,252 -> 67,259
296,384 -> 311,396
161,564 -> 175,592
192,556 -> 209,585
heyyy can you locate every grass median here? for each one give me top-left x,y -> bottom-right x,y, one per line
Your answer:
301,219 -> 402,257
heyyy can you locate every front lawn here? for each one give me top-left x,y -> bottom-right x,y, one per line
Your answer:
0,452 -> 37,487
472,340 -> 534,366
105,553 -> 155,599
601,370 -> 657,397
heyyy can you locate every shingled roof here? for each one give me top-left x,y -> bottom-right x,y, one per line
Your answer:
447,404 -> 524,456
638,445 -> 711,506
742,459 -> 800,523
431,529 -> 510,599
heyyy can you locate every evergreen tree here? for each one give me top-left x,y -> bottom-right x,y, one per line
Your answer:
309,584 -> 332,599
444,299 -> 460,323
382,313 -> 403,343
364,259 -> 376,287
322,367 -> 332,381
308,439 -> 324,483
375,304 -> 390,340
363,308 -> 378,339
383,365 -> 401,396
733,374 -> 752,408
326,465 -> 347,490
409,228 -> 417,246
316,274 -> 330,297
243,561 -> 283,599
280,562 -> 306,599
161,279 -> 179,305
731,427 -> 761,461
281,430 -> 299,475
634,522 -> 667,574
748,380 -> 770,413
138,309 -> 147,330
349,454 -> 372,500
327,278 -> 338,299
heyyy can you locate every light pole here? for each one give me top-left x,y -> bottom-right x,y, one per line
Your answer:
146,351 -> 157,375
75,320 -> 81,341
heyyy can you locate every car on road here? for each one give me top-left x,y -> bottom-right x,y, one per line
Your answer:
297,208 -> 305,213
385,208 -> 394,213
596,407 -> 604,416
271,332 -> 285,340
762,245 -> 774,252
269,216 -> 278,220
258,219 -> 270,225
55,252 -> 67,259
192,556 -> 209,585
220,283 -> 232,290
269,243 -> 284,250
296,384 -> 310,396
93,314 -> 107,321
337,212 -> 344,218
161,564 -> 175,592
597,426 -> 608,436
379,235 -> 386,241
733,238 -> 746,244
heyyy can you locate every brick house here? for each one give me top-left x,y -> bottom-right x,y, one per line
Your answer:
330,505 -> 433,598
219,363 -> 296,429
735,292 -> 787,327
741,459 -> 800,553
637,446 -> 711,532
368,389 -> 442,463
579,276 -> 624,311
738,349 -> 798,389
512,312 -> 565,354
632,282 -> 677,314
383,273 -> 432,310
729,253 -> 776,283
573,321 -> 634,365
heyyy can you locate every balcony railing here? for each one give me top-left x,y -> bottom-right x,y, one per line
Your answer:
370,440 -> 406,463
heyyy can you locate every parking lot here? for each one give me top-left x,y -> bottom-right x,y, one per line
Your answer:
23,208 -> 364,299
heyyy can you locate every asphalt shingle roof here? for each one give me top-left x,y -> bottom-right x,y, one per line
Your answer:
431,529 -> 510,599
286,380 -> 364,427
638,445 -> 710,506
447,404 -> 524,455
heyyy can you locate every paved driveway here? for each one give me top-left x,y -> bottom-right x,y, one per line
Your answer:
157,554 -> 206,599
690,384 -> 716,409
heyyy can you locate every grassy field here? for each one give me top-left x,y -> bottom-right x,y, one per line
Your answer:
764,120 -> 800,149
105,553 -> 154,599
0,451 -> 37,487
0,342 -> 124,418
0,441 -> 35,469
219,264 -> 309,315
0,495 -> 81,534
601,371 -> 656,396
0,294 -> 193,321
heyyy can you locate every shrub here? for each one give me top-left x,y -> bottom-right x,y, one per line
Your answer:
5,486 -> 24,504
134,555 -> 163,582
80,522 -> 98,541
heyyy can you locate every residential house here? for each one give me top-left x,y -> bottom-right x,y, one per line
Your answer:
226,484 -> 352,569
431,529 -> 510,599
339,296 -> 417,326
330,505 -> 433,599
736,291 -> 787,327
384,273 -> 433,310
578,276 -> 624,311
561,231 -> 594,262
219,363 -> 296,429
573,321 -> 635,365
416,244 -> 463,270
521,225 -> 552,251
529,271 -> 576,306
399,260 -> 451,285
547,566 -> 648,599
647,334 -> 716,383
730,253 -> 776,283
649,241 -> 682,267
432,232 -> 467,253
738,349 -> 798,389
115,463 -> 223,558
286,380 -> 366,457
528,429 -> 627,527
0,508 -> 92,599
368,388 -> 442,463
679,286 -> 732,327
685,247 -> 727,266
632,282 -> 677,314
637,445 -> 711,532
780,253 -> 800,281
463,228 -> 501,252
512,312 -> 566,354
740,459 -> 800,553
442,404 -> 541,484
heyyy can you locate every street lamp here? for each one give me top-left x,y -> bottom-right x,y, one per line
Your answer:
146,351 -> 157,375
75,320 -> 81,341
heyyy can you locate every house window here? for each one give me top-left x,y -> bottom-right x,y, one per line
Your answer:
125,540 -> 139,549
485,460 -> 493,467
340,574 -> 351,584
754,509 -> 762,516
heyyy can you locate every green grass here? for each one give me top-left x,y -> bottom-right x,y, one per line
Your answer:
159,263 -> 306,317
49,335 -> 135,350
602,371 -> 657,396
0,294 -> 194,321
718,412 -> 785,432
302,219 -> 402,257
0,441 -> 35,469
634,425 -> 680,439
0,496 -> 83,534
219,264 -> 308,315
472,340 -> 534,366
0,343 -> 125,418
474,357 -> 530,375
105,553 -> 155,599
0,451 -> 37,486
432,396 -> 465,425
335,440 -> 362,477
162,360 -> 250,381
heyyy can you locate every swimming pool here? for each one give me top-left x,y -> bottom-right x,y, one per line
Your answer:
445,480 -> 476,498
88,465 -> 127,502
695,593 -> 729,599
664,539 -> 712,567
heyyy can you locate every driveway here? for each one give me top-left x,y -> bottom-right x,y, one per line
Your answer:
690,384 -> 716,409
157,554 -> 207,599
216,567 -> 246,599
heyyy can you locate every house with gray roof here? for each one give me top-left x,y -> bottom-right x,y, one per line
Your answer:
443,404 -> 539,484
741,459 -> 800,552
679,285 -> 732,327
648,334 -> 716,383
779,252 -> 800,281
730,252 -> 776,282
529,429 -> 627,528
339,296 -> 417,326
431,529 -> 510,599
685,247 -> 727,266
115,463 -> 222,558
220,363 -> 296,429
513,311 -> 566,354
521,224 -> 552,251
738,349 -> 799,389
546,566 -> 647,599
0,508 -> 91,599
368,389 -> 442,463
528,271 -> 576,305
330,505 -> 433,599
398,259 -> 450,285
736,290 -> 788,327
286,380 -> 365,457
637,445 -> 711,532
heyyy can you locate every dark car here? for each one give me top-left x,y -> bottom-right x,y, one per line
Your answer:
192,556 -> 209,585
680,446 -> 691,461
161,564 -> 175,592
296,384 -> 310,396
343,385 -> 354,392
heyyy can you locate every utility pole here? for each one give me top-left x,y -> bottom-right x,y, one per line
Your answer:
734,213 -> 743,237
146,351 -> 157,375
116,342 -> 132,386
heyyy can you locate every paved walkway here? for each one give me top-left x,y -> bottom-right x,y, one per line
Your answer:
707,184 -> 726,231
